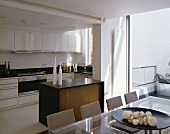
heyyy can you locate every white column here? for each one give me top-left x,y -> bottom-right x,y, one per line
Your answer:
93,24 -> 102,80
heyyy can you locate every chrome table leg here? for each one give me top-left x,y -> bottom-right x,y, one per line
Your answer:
149,130 -> 152,134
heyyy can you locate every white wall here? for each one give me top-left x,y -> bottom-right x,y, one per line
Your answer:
93,16 -> 127,98
132,8 -> 170,76
106,17 -> 127,97
0,52 -> 78,69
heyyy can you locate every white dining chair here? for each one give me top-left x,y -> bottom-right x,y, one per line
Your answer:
46,109 -> 76,134
106,96 -> 141,134
80,101 -> 101,128
124,91 -> 138,104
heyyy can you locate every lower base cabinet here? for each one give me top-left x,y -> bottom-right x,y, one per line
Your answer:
47,73 -> 74,82
19,93 -> 39,105
0,97 -> 18,109
0,88 -> 18,99
74,73 -> 93,79
0,93 -> 39,111
0,73 -> 74,111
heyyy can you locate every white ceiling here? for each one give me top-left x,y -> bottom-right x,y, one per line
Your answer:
0,5 -> 93,31
0,0 -> 170,31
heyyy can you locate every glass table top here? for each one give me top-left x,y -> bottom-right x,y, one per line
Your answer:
129,96 -> 170,116
51,96 -> 170,134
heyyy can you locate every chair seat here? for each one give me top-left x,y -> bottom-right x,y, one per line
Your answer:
109,120 -> 140,133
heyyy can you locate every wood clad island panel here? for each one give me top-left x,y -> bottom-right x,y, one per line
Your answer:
39,78 -> 104,126
59,84 -> 101,121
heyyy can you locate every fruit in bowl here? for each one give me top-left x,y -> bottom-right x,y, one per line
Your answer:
122,110 -> 158,127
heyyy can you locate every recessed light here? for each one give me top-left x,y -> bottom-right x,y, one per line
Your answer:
41,22 -> 46,25
0,16 -> 5,19
21,19 -> 26,23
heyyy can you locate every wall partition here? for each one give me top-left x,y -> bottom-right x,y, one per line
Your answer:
93,16 -> 129,101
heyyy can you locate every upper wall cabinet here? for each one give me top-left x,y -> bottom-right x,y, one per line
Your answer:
0,27 -> 82,53
43,32 -> 56,52
67,35 -> 81,53
14,30 -> 30,51
56,34 -> 67,52
0,28 -> 14,51
56,34 -> 81,53
30,31 -> 43,51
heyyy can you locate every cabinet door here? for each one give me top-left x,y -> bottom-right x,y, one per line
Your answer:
67,35 -> 76,52
15,30 -> 30,51
30,31 -> 43,51
56,34 -> 67,52
87,74 -> 93,79
67,35 -> 81,53
0,28 -> 14,51
43,32 -> 56,52
74,73 -> 87,78
62,73 -> 74,80
56,34 -> 62,51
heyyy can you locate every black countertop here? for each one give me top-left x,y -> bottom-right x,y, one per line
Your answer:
41,78 -> 103,90
74,70 -> 92,75
0,66 -> 93,78
0,74 -> 18,78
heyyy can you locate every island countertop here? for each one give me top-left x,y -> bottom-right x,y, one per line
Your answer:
41,78 -> 103,89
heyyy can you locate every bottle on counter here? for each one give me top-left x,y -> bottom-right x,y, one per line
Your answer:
75,63 -> 77,72
53,56 -> 57,85
7,61 -> 10,75
4,61 -> 7,75
58,63 -> 62,85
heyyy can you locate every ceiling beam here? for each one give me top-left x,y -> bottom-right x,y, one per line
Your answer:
0,0 -> 102,24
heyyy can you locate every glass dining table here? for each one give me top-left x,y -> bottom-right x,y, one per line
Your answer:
51,96 -> 170,134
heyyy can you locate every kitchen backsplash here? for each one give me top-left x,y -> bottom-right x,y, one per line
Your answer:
0,52 -> 84,69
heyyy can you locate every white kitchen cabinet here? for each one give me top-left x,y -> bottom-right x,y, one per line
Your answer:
62,73 -> 74,79
60,34 -> 68,52
0,97 -> 18,109
0,78 -> 18,100
0,77 -> 18,110
0,88 -> 18,99
0,77 -> 18,85
56,34 -> 67,52
30,31 -> 43,51
18,93 -> 39,105
0,28 -> 14,51
56,34 -> 61,51
74,73 -> 92,79
14,30 -> 30,51
67,35 -> 81,53
47,74 -> 53,82
43,32 -> 56,51
47,73 -> 74,82
56,34 -> 81,52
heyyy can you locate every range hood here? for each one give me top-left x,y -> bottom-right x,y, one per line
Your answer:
12,50 -> 33,53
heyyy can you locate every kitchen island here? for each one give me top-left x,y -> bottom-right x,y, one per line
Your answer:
39,78 -> 104,126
